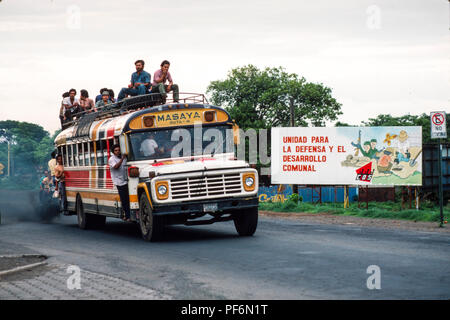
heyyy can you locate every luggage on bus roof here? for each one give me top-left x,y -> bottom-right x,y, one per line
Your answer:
75,112 -> 97,138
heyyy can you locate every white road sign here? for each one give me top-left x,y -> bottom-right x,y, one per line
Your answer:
430,111 -> 447,139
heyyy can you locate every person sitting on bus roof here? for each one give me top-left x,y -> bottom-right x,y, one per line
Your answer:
80,89 -> 96,113
108,89 -> 116,103
95,91 -> 113,109
117,60 -> 151,102
59,91 -> 69,126
62,88 -> 82,122
95,88 -> 109,103
140,133 -> 159,157
152,60 -> 179,103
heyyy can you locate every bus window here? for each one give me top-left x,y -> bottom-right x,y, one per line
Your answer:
102,140 -> 108,165
78,143 -> 84,166
84,142 -> 90,166
108,139 -> 114,154
68,145 -> 73,167
90,141 -> 96,166
73,143 -> 78,167
64,145 -> 68,166
97,140 -> 104,166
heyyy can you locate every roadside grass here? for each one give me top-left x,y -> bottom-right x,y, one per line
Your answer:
259,200 -> 450,223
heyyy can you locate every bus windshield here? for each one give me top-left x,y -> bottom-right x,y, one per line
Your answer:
128,125 -> 234,161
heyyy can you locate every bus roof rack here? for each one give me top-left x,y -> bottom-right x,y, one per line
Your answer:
61,92 -> 209,131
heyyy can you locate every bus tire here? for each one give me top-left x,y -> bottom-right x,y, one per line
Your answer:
139,193 -> 163,242
76,195 -> 99,230
233,207 -> 258,236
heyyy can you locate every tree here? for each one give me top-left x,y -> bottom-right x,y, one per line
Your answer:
334,121 -> 352,127
0,120 -> 55,180
207,65 -> 342,130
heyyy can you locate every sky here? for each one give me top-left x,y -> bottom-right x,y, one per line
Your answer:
0,0 -> 448,135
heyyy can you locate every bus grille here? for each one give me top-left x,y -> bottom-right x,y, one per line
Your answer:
170,173 -> 242,200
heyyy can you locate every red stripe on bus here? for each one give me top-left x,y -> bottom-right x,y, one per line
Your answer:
107,119 -> 117,139
65,171 -> 90,179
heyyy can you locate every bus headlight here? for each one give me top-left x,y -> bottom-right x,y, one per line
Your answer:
155,181 -> 169,200
158,185 -> 167,195
242,173 -> 256,192
245,176 -> 254,187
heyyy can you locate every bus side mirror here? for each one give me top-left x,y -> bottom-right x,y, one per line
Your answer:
233,123 -> 240,145
119,134 -> 129,156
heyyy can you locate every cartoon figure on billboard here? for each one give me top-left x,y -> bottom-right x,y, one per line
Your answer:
395,130 -> 410,164
341,127 -> 422,185
377,148 -> 394,173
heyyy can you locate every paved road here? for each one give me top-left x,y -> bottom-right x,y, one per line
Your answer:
0,213 -> 449,299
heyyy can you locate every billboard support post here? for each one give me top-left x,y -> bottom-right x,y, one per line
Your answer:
408,186 -> 412,209
366,186 -> 368,210
343,185 -> 349,208
357,186 -> 360,208
415,187 -> 420,210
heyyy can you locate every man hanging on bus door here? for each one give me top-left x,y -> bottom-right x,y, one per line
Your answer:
108,144 -> 131,222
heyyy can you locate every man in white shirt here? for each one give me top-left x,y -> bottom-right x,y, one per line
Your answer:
108,144 -> 131,221
140,133 -> 159,157
62,88 -> 81,122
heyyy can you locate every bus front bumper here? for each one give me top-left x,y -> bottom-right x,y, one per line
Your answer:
152,196 -> 258,216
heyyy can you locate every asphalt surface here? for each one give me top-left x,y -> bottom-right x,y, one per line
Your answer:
0,213 -> 449,299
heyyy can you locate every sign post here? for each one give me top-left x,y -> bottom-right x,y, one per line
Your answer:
430,111 -> 446,227
430,111 -> 447,139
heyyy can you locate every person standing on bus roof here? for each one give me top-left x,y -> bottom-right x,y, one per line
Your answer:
152,60 -> 179,103
55,154 -> 69,215
109,144 -> 131,222
117,60 -> 151,101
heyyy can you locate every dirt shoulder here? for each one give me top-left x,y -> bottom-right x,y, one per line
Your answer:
260,211 -> 450,233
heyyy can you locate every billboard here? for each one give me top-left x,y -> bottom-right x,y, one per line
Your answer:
271,127 -> 422,186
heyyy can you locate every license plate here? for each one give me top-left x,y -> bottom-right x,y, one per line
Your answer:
203,203 -> 218,212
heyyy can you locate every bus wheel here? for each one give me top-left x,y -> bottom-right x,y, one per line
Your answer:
76,196 -> 105,229
233,207 -> 258,236
76,195 -> 88,229
139,193 -> 163,242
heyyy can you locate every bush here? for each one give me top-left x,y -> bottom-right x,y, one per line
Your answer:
288,193 -> 299,203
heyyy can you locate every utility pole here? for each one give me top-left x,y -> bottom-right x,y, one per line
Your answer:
7,140 -> 11,177
289,98 -> 298,195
